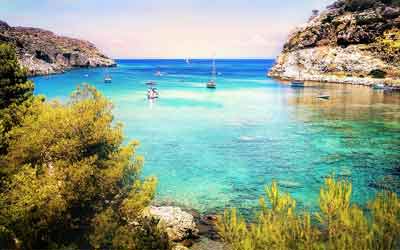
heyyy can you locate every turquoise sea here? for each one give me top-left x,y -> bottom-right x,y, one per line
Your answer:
32,59 -> 400,215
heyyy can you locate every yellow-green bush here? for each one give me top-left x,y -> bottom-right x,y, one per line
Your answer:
217,177 -> 400,250
375,28 -> 400,63
0,43 -> 171,250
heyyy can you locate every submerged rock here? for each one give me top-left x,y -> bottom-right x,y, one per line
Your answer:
0,20 -> 116,76
269,0 -> 400,86
147,206 -> 199,242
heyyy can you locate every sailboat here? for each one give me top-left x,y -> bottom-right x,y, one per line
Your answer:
154,66 -> 164,77
290,70 -> 304,88
104,74 -> 112,83
185,58 -> 190,64
206,58 -> 217,89
290,55 -> 304,88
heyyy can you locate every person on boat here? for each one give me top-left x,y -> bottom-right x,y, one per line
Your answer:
147,87 -> 159,99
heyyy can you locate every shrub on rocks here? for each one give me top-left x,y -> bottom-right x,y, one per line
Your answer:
369,69 -> 387,78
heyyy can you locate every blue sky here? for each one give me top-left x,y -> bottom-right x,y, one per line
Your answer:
1,0 -> 332,58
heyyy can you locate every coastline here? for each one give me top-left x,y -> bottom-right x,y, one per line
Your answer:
11,57 -> 400,250
148,202 -> 223,250
268,71 -> 400,88
0,20 -> 117,77
26,63 -> 117,77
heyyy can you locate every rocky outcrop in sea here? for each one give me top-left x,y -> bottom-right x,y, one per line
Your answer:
0,20 -> 116,76
269,0 -> 400,86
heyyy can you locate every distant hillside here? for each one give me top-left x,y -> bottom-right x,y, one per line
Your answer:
0,20 -> 116,76
269,0 -> 400,85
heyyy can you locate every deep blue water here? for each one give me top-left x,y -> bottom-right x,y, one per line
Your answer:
32,59 -> 400,214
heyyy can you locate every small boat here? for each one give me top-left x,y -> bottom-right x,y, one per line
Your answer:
185,58 -> 190,64
206,58 -> 217,89
317,95 -> 330,100
207,80 -> 216,89
290,68 -> 304,87
146,81 -> 159,99
147,87 -> 159,99
146,81 -> 157,86
104,74 -> 112,83
290,81 -> 304,88
372,83 -> 385,90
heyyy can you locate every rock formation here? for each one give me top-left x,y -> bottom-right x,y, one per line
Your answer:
0,20 -> 115,76
269,0 -> 400,85
147,206 -> 199,242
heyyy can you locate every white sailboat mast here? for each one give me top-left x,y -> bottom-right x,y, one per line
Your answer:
211,58 -> 216,80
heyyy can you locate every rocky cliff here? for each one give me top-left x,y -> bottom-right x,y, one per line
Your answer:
0,20 -> 116,76
269,0 -> 400,85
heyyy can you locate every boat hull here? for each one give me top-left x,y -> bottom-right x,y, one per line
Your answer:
372,84 -> 385,90
290,81 -> 304,88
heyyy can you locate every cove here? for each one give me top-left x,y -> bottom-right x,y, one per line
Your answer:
32,59 -> 400,215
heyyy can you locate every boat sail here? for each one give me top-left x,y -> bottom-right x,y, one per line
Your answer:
206,58 -> 217,89
290,53 -> 304,88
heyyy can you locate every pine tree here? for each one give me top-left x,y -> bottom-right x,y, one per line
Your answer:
0,43 -> 35,156
0,44 -> 169,249
0,43 -> 34,110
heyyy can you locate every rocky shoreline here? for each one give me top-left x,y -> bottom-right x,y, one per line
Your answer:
269,71 -> 400,87
269,0 -> 400,86
146,206 -> 224,250
0,20 -> 116,76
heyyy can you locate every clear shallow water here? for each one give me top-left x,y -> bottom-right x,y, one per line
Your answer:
33,59 -> 400,215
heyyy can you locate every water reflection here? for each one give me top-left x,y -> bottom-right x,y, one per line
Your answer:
287,83 -> 400,196
288,83 -> 400,121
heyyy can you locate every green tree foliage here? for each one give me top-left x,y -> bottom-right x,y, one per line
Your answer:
0,43 -> 34,110
217,177 -> 400,250
0,84 -> 170,249
0,44 -> 170,249
342,0 -> 376,11
341,0 -> 400,11
0,43 -> 35,156
369,69 -> 387,79
380,0 -> 400,5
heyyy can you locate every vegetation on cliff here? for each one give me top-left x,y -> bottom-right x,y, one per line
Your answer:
217,177 -> 400,250
341,0 -> 400,11
0,43 -> 169,250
